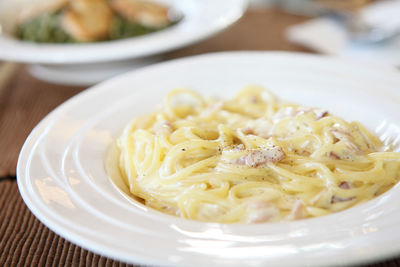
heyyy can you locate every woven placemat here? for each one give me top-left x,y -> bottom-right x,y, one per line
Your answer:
0,180 -> 137,267
0,68 -> 84,177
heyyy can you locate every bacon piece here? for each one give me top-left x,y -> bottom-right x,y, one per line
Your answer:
236,147 -> 285,167
290,200 -> 305,220
233,144 -> 245,151
332,181 -> 355,203
314,109 -> 329,120
248,200 -> 272,209
331,195 -> 354,203
330,128 -> 362,159
330,129 -> 347,141
250,96 -> 258,104
247,201 -> 279,223
235,157 -> 247,165
330,129 -> 360,150
311,189 -> 327,205
338,181 -> 353,189
328,151 -> 340,159
242,127 -> 254,135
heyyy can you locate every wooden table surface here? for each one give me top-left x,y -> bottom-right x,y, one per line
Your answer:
0,8 -> 399,267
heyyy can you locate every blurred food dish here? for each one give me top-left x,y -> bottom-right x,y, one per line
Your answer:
0,0 -> 247,85
16,0 -> 179,43
286,0 -> 400,68
283,0 -> 400,43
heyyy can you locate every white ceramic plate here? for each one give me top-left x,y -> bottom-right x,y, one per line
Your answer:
0,0 -> 246,85
17,52 -> 400,266
0,0 -> 247,64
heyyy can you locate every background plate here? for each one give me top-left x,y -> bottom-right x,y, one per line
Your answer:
0,0 -> 247,64
17,51 -> 400,266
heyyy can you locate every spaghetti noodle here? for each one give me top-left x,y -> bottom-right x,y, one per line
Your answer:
114,86 -> 400,223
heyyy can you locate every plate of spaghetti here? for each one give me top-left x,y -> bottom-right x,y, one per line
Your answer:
17,51 -> 400,266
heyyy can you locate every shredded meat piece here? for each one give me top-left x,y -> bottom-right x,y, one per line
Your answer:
338,181 -> 353,189
328,151 -> 340,159
242,127 -> 254,135
235,156 -> 247,165
314,110 -> 329,120
311,189 -> 328,205
330,128 -> 347,140
233,144 -> 245,151
331,195 -> 354,203
332,180 -> 355,203
250,96 -> 258,104
330,129 -> 361,152
236,147 -> 285,167
290,200 -> 305,220
329,128 -> 363,160
247,201 -> 279,223
248,200 -> 272,209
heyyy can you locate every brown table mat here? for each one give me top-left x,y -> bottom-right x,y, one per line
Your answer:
0,68 -> 85,178
0,180 -> 137,267
1,8 -> 399,267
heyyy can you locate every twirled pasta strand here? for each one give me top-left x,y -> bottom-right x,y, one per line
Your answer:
114,86 -> 400,223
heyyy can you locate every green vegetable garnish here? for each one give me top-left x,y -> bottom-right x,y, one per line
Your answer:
16,12 -> 178,43
16,12 -> 75,43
